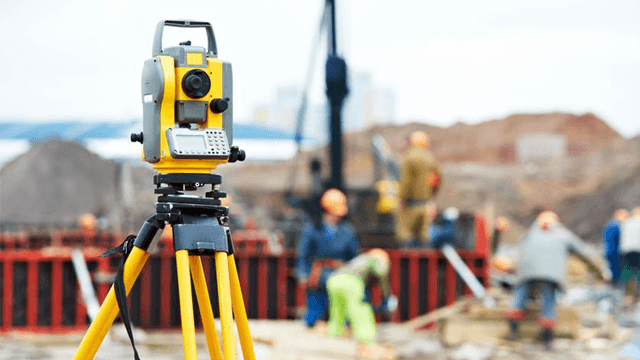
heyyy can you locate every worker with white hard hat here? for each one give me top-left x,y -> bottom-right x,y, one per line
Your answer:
507,211 -> 611,349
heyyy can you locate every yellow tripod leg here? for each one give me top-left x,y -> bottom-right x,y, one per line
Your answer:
176,250 -> 198,360
228,254 -> 256,360
215,252 -> 236,360
189,256 -> 223,360
73,247 -> 149,360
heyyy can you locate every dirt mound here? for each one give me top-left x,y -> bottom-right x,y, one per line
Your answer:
555,136 -> 640,242
367,112 -> 621,164
222,112 -> 622,192
0,140 -> 156,229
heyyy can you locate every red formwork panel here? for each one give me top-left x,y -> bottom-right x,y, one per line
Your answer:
0,247 -> 109,334
0,216 -> 491,332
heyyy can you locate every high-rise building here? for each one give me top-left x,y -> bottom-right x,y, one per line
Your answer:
273,87 -> 302,132
368,88 -> 395,126
304,104 -> 328,145
516,133 -> 567,162
253,71 -> 395,142
344,72 -> 395,131
344,72 -> 372,131
253,106 -> 270,126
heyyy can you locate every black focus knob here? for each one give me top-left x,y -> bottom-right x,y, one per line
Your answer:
210,98 -> 229,114
229,146 -> 246,163
237,149 -> 246,162
131,132 -> 143,143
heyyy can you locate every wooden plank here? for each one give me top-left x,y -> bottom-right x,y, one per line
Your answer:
400,298 -> 469,331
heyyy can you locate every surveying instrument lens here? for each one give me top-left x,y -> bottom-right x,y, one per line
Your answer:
182,69 -> 211,98
73,20 -> 252,360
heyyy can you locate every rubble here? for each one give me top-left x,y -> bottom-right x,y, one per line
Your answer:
397,338 -> 443,358
450,343 -> 494,360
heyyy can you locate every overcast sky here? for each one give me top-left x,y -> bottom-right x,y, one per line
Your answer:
1,0 -> 639,136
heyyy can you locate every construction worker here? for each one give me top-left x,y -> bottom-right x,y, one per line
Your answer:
429,207 -> 459,249
326,249 -> 399,360
603,209 -> 629,285
78,213 -> 97,236
507,211 -> 611,349
492,216 -> 510,254
296,188 -> 360,328
619,207 -> 640,311
395,131 -> 442,248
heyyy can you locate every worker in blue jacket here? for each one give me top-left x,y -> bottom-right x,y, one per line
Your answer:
296,188 -> 361,328
603,209 -> 629,285
429,207 -> 459,249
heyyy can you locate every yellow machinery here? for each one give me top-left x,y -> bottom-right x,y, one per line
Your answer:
73,20 -> 253,360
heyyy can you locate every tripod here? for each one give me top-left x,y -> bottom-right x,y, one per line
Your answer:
73,173 -> 255,360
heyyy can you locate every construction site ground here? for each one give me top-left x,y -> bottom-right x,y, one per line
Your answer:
1,303 -> 636,360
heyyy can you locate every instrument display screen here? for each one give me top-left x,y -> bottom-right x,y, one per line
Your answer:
176,134 -> 207,151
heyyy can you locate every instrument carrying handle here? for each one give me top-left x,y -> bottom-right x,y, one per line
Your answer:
152,20 -> 218,57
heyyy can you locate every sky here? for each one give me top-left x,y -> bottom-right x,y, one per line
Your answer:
1,0 -> 639,136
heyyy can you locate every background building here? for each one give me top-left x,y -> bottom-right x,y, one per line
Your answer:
516,133 -> 568,162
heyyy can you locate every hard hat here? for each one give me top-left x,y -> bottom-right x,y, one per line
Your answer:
537,210 -> 559,230
409,131 -> 429,148
496,216 -> 509,232
320,188 -> 348,217
376,196 -> 398,214
368,248 -> 390,275
614,209 -> 629,222
537,211 -> 559,223
492,255 -> 514,273
443,207 -> 459,221
78,213 -> 97,231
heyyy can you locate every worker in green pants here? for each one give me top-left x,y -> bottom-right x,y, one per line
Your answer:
327,249 -> 398,360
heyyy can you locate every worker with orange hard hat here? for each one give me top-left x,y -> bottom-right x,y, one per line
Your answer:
396,130 -> 442,247
507,211 -> 611,349
78,213 -> 97,233
296,188 -> 361,328
491,216 -> 510,253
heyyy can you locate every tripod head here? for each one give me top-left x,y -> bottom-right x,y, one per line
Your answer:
153,173 -> 234,255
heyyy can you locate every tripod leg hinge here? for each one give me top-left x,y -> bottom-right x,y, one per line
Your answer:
133,216 -> 165,250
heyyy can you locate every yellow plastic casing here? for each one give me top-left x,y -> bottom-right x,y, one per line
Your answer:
152,55 -> 227,174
